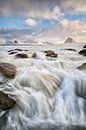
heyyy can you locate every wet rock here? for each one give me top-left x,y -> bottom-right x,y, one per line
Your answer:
77,63 -> 86,70
44,50 -> 58,58
79,49 -> 86,56
64,37 -> 76,43
24,49 -> 28,51
8,49 -> 14,52
9,51 -> 17,55
83,45 -> 86,48
14,40 -> 18,44
15,53 -> 28,58
14,49 -> 23,51
0,91 -> 15,110
0,63 -> 16,78
32,53 -> 37,58
14,49 -> 28,51
8,49 -> 28,53
62,48 -> 76,52
8,49 -> 23,52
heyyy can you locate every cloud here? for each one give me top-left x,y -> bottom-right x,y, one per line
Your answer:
38,19 -> 86,42
0,0 -> 86,42
60,0 -> 86,14
0,0 -> 64,20
60,19 -> 86,32
0,0 -> 86,18
60,19 -> 86,42
50,5 -> 64,20
0,28 -> 33,41
25,18 -> 37,26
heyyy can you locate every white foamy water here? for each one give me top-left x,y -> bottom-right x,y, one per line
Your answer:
0,43 -> 86,130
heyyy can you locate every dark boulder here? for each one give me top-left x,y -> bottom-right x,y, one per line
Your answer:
0,63 -> 16,78
8,49 -> 14,52
83,45 -> 86,48
79,49 -> 86,56
14,40 -> 18,44
15,53 -> 28,58
77,63 -> 86,70
62,48 -> 76,52
14,49 -> 23,51
15,49 -> 28,51
32,53 -> 37,58
44,50 -> 58,58
9,51 -> 17,55
0,91 -> 15,110
8,49 -> 28,53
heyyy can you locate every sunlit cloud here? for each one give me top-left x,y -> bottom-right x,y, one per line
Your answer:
25,18 -> 37,26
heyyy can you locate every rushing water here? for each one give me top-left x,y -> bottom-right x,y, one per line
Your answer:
0,43 -> 86,130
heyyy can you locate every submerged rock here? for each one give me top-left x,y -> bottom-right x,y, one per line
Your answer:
14,49 -> 28,51
77,63 -> 86,70
8,49 -> 14,52
62,48 -> 76,52
14,48 -> 23,51
45,50 -> 58,58
0,63 -> 16,78
8,49 -> 28,53
15,53 -> 28,58
0,91 -> 15,110
9,51 -> 17,55
24,49 -> 28,51
79,49 -> 86,56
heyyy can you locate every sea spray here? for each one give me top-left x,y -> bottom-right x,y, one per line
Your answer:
53,70 -> 86,124
0,64 -> 86,129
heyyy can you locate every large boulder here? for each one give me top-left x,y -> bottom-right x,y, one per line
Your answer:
79,49 -> 86,56
77,63 -> 86,70
64,37 -> 76,43
0,63 -> 16,78
44,50 -> 58,58
15,53 -> 28,58
0,91 -> 15,110
83,45 -> 86,48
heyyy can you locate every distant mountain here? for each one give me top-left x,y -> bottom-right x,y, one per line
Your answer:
64,37 -> 76,43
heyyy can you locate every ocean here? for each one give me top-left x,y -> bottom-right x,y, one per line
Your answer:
0,43 -> 86,130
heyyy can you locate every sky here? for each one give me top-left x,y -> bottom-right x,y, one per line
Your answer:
0,0 -> 86,43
